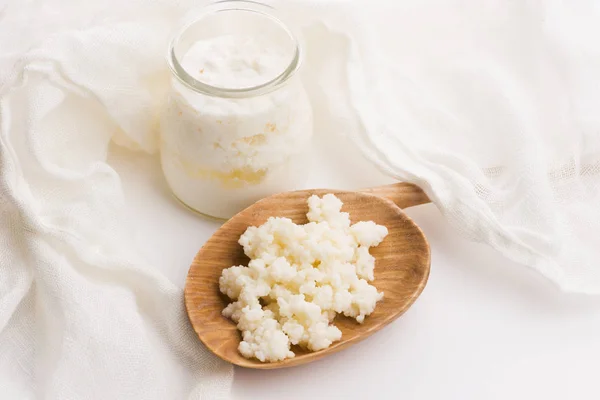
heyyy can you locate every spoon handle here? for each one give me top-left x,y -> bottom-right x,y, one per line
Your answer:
361,182 -> 430,209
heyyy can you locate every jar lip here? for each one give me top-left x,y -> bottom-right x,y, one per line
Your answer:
167,0 -> 301,99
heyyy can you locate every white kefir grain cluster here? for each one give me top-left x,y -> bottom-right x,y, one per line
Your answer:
160,33 -> 313,219
219,194 -> 388,362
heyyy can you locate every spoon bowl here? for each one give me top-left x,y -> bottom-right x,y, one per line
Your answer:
184,183 -> 431,369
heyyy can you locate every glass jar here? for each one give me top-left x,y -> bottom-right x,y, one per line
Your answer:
160,0 -> 313,219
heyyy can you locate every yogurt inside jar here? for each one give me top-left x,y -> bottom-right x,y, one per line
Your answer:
161,1 -> 313,219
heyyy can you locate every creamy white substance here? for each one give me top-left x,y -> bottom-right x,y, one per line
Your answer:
160,34 -> 313,219
219,194 -> 388,362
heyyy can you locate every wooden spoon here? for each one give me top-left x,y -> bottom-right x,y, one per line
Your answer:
184,182 -> 431,369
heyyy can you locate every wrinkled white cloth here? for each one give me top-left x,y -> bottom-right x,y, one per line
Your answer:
0,0 -> 235,398
326,1 -> 600,293
2,0 -> 600,398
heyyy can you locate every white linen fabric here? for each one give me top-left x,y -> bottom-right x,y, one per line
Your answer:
326,1 -> 600,293
1,0 -> 600,398
0,0 -> 235,398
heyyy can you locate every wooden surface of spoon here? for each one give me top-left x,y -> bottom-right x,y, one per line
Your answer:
184,182 -> 431,369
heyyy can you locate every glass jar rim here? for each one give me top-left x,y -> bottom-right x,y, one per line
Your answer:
167,0 -> 302,99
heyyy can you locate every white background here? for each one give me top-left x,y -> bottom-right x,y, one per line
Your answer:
110,129 -> 600,399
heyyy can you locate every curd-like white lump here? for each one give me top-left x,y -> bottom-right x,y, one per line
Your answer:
219,194 -> 388,362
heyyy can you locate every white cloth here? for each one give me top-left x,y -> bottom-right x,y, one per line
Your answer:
0,0 -> 234,398
1,0 -> 600,398
327,1 -> 600,293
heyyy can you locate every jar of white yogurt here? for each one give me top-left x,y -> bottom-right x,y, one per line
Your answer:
161,0 -> 313,219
